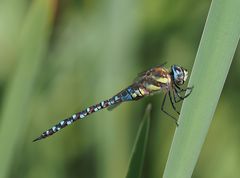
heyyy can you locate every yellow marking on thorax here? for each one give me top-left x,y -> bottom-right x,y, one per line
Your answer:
155,77 -> 169,84
152,68 -> 170,84
146,84 -> 161,91
139,88 -> 147,95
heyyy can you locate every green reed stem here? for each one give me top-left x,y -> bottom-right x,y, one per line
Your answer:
0,1 -> 55,177
163,0 -> 240,177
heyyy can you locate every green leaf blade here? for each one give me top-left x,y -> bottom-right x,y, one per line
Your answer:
126,104 -> 152,178
0,1 -> 55,177
163,0 -> 240,177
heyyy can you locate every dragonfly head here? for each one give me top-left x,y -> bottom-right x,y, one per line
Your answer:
171,65 -> 188,86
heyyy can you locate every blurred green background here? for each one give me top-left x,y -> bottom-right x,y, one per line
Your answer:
0,0 -> 239,178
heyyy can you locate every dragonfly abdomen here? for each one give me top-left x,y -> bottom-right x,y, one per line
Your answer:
33,85 -> 147,142
123,85 -> 147,101
33,64 -> 193,142
33,96 -> 122,142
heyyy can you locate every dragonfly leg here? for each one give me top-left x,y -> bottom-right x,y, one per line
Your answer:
173,89 -> 183,103
178,86 -> 194,98
168,91 -> 180,115
181,86 -> 194,92
175,84 -> 193,91
174,86 -> 193,100
175,88 -> 185,100
161,93 -> 179,126
182,86 -> 194,98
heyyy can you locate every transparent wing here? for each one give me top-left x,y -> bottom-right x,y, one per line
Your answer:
133,62 -> 167,83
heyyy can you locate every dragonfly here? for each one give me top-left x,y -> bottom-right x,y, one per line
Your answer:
33,63 -> 193,142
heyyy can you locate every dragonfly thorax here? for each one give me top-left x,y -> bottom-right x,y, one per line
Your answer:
171,65 -> 188,86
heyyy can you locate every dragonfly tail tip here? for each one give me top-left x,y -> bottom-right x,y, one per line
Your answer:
32,136 -> 43,142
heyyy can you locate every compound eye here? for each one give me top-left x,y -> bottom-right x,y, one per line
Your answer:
177,67 -> 184,76
176,68 -> 181,73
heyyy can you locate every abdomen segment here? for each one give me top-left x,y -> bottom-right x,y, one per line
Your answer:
33,96 -> 122,142
33,85 -> 145,142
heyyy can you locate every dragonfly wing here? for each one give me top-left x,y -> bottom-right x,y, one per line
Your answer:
133,69 -> 149,83
133,62 -> 167,83
155,62 -> 167,68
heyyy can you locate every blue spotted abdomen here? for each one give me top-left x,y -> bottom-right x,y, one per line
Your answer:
33,85 -> 145,142
33,93 -> 124,141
